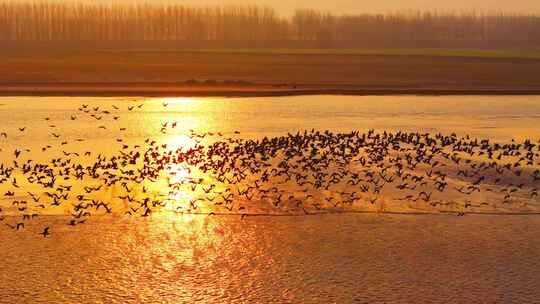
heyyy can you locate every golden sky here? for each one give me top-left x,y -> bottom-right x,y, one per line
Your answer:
18,0 -> 540,15
199,0 -> 540,14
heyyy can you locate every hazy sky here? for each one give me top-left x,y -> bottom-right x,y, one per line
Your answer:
18,0 -> 540,15
189,0 -> 540,15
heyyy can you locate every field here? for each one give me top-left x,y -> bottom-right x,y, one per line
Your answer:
104,48 -> 540,59
2,48 -> 540,96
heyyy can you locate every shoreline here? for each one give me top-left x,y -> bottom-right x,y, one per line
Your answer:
2,84 -> 540,97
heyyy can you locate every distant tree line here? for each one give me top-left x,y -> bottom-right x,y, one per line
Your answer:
1,2 -> 540,49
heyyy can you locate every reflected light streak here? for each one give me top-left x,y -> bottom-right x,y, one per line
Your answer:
166,134 -> 198,151
158,97 -> 196,105
167,164 -> 191,185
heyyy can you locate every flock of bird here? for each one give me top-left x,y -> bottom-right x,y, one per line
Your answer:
1,100 -> 540,237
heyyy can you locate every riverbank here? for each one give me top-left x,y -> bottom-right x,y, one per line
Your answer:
2,83 -> 540,97
2,48 -> 540,96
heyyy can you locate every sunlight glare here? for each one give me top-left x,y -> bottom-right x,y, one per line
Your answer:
159,97 -> 195,105
167,163 -> 191,184
166,134 -> 198,151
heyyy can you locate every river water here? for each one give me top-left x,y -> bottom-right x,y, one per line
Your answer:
1,95 -> 540,303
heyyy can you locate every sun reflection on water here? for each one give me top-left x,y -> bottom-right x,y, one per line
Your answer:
166,134 -> 198,151
167,164 -> 191,184
158,97 -> 196,105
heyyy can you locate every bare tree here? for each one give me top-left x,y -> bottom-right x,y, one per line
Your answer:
0,2 -> 539,49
